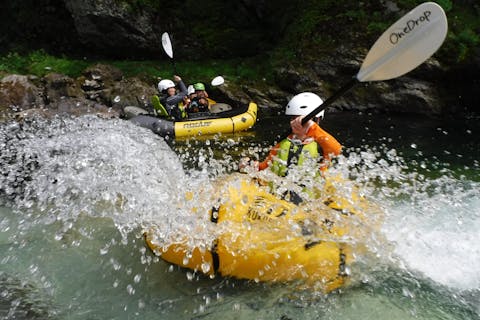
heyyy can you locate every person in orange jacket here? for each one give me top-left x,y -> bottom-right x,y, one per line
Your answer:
240,92 -> 342,176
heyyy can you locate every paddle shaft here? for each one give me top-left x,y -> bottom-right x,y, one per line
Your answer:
170,59 -> 178,75
161,32 -> 178,75
282,2 -> 447,136
301,77 -> 358,125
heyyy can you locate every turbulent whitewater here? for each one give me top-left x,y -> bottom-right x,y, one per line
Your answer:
0,115 -> 478,319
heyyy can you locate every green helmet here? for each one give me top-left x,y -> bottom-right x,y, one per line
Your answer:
193,83 -> 205,91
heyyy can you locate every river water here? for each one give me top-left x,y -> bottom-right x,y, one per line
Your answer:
0,112 -> 478,319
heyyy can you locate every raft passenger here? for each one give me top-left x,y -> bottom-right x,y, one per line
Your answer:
241,92 -> 341,174
157,75 -> 188,120
239,92 -> 342,203
187,82 -> 210,113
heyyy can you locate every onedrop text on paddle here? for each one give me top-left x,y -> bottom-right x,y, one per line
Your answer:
389,10 -> 432,45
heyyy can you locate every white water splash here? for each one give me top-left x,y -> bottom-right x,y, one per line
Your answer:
315,144 -> 480,291
384,184 -> 480,290
2,115 -> 479,295
1,116 -> 192,239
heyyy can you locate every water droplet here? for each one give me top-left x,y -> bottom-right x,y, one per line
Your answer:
110,258 -> 122,271
126,284 -> 135,295
241,195 -> 248,205
201,262 -> 211,273
133,274 -> 141,283
401,287 -> 414,298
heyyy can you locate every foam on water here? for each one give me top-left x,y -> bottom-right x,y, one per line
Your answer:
2,116 -> 479,289
0,116 -> 217,243
1,115 -> 479,318
330,144 -> 480,292
384,181 -> 480,290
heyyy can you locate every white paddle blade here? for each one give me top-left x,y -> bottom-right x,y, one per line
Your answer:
357,2 -> 447,82
161,32 -> 174,59
211,76 -> 225,86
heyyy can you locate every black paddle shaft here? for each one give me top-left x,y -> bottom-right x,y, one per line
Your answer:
301,76 -> 359,125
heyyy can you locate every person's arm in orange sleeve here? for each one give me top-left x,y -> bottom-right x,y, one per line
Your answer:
306,123 -> 342,171
307,123 -> 342,159
257,142 -> 281,171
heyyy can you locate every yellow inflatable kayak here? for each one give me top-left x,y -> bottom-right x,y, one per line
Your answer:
145,174 -> 378,292
130,100 -> 257,138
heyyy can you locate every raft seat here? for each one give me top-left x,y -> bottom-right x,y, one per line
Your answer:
151,95 -> 169,118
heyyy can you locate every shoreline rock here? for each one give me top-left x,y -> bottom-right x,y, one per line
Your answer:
1,57 -> 478,123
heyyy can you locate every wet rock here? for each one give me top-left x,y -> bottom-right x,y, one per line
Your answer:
82,63 -> 123,83
110,77 -> 157,111
13,108 -> 56,122
49,97 -> 119,119
242,85 -> 284,111
0,75 -> 45,118
379,78 -> 443,115
64,0 -> 158,56
82,78 -> 103,92
214,80 -> 252,106
382,0 -> 400,13
274,67 -> 324,94
79,64 -> 124,103
43,73 -> 83,103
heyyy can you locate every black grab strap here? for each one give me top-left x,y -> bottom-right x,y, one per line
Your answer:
211,239 -> 220,274
283,143 -> 304,176
287,143 -> 304,167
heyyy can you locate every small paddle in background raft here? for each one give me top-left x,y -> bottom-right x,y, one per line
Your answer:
291,2 -> 448,129
161,32 -> 177,74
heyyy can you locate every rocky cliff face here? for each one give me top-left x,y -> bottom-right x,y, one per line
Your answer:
63,0 -> 160,57
1,1 -> 479,118
59,0 -> 294,59
0,64 -> 158,121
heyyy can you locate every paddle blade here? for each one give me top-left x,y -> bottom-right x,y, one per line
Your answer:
211,76 -> 225,86
357,2 -> 447,82
161,32 -> 174,59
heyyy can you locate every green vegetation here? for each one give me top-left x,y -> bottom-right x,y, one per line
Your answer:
0,50 -> 274,84
273,0 -> 478,66
1,0 -> 478,81
0,51 -> 89,77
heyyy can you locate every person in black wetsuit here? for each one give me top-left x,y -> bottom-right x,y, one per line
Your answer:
157,75 -> 188,120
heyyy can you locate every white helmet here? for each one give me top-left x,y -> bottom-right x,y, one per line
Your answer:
285,92 -> 324,116
187,85 -> 195,95
158,79 -> 175,92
